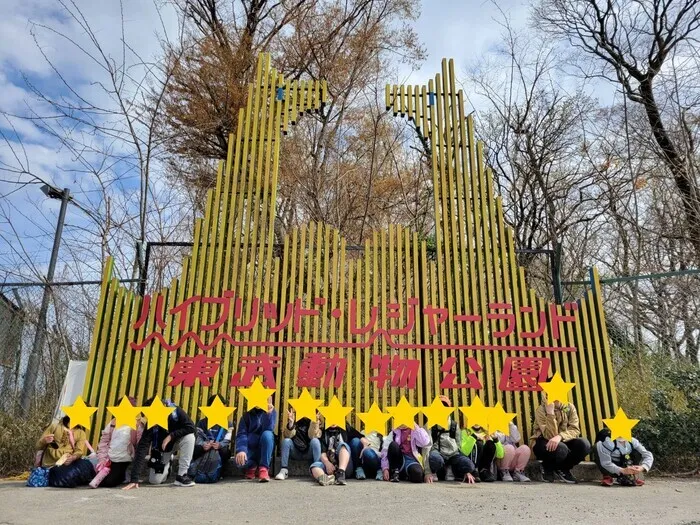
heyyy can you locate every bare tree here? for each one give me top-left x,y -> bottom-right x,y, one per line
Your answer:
534,0 -> 700,262
0,0 -> 193,410
469,22 -> 619,296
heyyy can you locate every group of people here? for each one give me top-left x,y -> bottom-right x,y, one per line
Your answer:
32,393 -> 653,489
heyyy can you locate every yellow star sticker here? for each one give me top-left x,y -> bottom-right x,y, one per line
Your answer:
318,396 -> 353,429
61,396 -> 97,430
142,396 -> 175,430
421,396 -> 455,428
107,397 -> 141,430
387,396 -> 420,429
538,372 -> 575,403
488,402 -> 516,434
603,408 -> 640,441
200,396 -> 235,430
288,388 -> 323,421
459,395 -> 490,429
357,402 -> 391,435
240,378 -> 276,410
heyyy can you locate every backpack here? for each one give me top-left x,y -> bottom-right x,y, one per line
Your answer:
192,450 -> 222,483
190,427 -> 225,483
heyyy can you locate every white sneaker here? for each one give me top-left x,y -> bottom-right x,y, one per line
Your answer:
512,470 -> 530,482
274,468 -> 288,480
445,466 -> 455,481
500,469 -> 513,482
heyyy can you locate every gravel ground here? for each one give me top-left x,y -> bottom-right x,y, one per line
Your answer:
1,477 -> 698,525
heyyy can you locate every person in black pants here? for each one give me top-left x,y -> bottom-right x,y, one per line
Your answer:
461,425 -> 498,482
530,396 -> 591,483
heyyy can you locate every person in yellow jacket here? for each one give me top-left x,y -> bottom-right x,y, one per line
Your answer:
36,415 -> 95,487
529,395 -> 590,483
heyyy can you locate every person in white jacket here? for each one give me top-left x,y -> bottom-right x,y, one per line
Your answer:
594,430 -> 654,487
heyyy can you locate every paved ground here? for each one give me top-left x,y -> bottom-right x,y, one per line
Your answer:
1,478 -> 698,525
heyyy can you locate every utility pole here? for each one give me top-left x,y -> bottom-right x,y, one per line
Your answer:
19,186 -> 70,414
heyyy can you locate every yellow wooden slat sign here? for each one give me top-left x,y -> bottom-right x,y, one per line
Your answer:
84,54 -> 618,447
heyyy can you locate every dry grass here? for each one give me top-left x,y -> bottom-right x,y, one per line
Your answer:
0,407 -> 54,478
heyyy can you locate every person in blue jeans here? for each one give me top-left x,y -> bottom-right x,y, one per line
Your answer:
310,424 -> 361,486
427,396 -> 477,483
274,408 -> 322,480
349,430 -> 383,480
234,397 -> 277,482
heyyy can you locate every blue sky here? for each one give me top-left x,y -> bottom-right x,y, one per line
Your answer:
0,0 -> 601,285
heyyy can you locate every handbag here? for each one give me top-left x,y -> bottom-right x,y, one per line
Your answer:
27,467 -> 50,487
29,424 -> 57,487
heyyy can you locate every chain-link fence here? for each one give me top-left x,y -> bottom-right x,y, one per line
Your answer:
0,284 -> 104,414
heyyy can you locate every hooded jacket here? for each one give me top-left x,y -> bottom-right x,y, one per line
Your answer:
36,421 -> 89,467
96,418 -> 145,465
235,408 -> 277,455
129,406 -> 195,482
380,424 -> 432,473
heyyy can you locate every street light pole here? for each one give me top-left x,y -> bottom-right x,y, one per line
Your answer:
19,187 -> 70,414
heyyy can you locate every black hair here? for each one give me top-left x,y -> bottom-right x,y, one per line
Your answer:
61,415 -> 70,427
207,394 -> 227,406
143,396 -> 155,407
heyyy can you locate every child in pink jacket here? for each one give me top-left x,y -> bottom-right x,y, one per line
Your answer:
380,423 -> 433,483
90,397 -> 144,488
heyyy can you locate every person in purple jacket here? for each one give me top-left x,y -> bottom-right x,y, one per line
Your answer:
381,421 -> 433,483
234,397 -> 277,482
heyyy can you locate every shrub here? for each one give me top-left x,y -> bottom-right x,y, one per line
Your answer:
616,354 -> 700,474
0,406 -> 55,478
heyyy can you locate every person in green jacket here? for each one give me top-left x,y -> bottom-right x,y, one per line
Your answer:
459,423 -> 502,482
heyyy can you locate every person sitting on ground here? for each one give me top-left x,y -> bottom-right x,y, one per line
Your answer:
235,397 -> 277,482
310,421 -> 361,486
123,397 -> 196,489
459,422 -> 500,482
530,394 -> 591,484
495,421 -> 531,482
188,395 -> 233,483
275,407 -> 322,480
594,428 -> 653,487
349,428 -> 383,480
381,419 -> 433,483
428,395 -> 477,483
90,396 -> 144,488
36,415 -> 95,488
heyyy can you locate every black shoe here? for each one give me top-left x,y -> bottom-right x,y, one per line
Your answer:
335,469 -> 346,485
479,468 -> 496,482
542,469 -> 555,483
554,470 -> 576,484
390,469 -> 400,482
618,474 -> 635,487
174,474 -> 195,487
